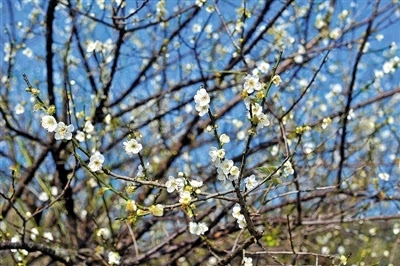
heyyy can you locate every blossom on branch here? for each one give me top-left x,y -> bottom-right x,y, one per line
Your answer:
88,152 -> 104,172
244,74 -> 262,94
54,122 -> 74,140
189,222 -> 208,235
166,175 -> 185,193
194,87 -> 210,116
123,139 -> 143,155
41,115 -> 57,132
149,204 -> 164,217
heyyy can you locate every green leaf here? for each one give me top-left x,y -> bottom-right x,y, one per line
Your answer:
272,177 -> 282,186
258,166 -> 277,175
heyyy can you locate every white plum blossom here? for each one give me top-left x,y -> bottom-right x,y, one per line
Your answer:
195,0 -> 207,7
209,147 -> 225,162
194,88 -> 210,106
30,228 -> 39,241
382,57 -> 399,74
393,223 -> 400,235
38,192 -> 49,202
216,149 -> 225,159
374,70 -> 384,79
220,159 -> 234,175
192,24 -> 202,33
96,0 -> 105,9
194,88 -> 210,117
51,186 -> 58,196
383,61 -> 395,73
189,222 -> 209,235
179,191 -> 192,205
149,204 -> 164,216
245,100 -> 270,129
245,101 -> 269,129
315,13 -> 326,29
14,103 -> 25,115
378,172 -> 390,181
22,48 -> 33,58
43,232 -> 53,242
338,9 -> 349,20
217,168 -> 227,181
283,161 -> 294,176
97,228 -> 111,239
329,28 -> 342,40
232,204 -> 242,220
256,113 -> 270,129
242,257 -> 253,266
229,166 -> 240,181
75,130 -> 85,142
86,40 -> 99,53
10,235 -> 20,252
123,139 -> 143,155
220,134 -> 230,144
54,122 -> 74,140
376,34 -> 384,41
216,158 -> 237,181
195,104 -> 209,117
136,164 -> 147,179
125,200 -> 137,212
244,74 -> 262,94
190,179 -> 203,188
88,152 -> 104,172
271,74 -> 282,86
257,61 -> 270,73
166,175 -> 185,193
108,251 -> 121,265
303,142 -> 315,154
245,174 -> 258,190
347,109 -> 355,120
41,115 -> 57,132
84,121 -> 94,133
232,204 -> 247,229
237,216 -> 247,229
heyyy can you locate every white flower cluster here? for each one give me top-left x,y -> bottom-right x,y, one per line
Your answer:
125,200 -> 138,212
195,0 -> 207,8
165,175 -> 185,193
283,161 -> 294,177
43,116 -> 105,173
166,173 -> 203,205
108,251 -> 121,265
76,121 -> 95,142
149,204 -> 164,217
378,172 -> 389,181
242,257 -> 253,266
136,163 -> 151,179
86,39 -> 113,54
219,134 -> 230,144
97,227 -> 111,239
179,190 -> 192,205
244,174 -> 258,191
243,74 -> 262,94
123,139 -> 143,155
88,151 -> 104,172
41,115 -> 74,140
209,147 -> 240,182
232,204 -> 247,229
189,221 -> 208,235
382,56 -> 399,74
194,88 -> 210,116
244,100 -> 270,130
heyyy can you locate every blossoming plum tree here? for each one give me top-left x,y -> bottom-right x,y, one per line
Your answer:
1,0 -> 400,265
